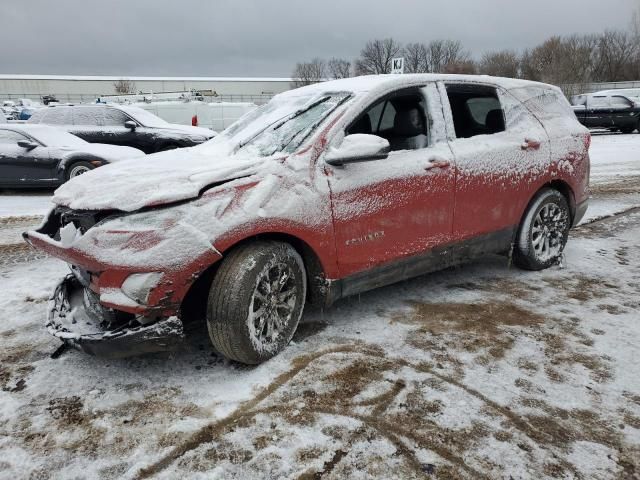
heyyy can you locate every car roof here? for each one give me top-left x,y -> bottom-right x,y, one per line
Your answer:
278,74 -> 556,99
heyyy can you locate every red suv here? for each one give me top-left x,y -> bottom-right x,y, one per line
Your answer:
24,75 -> 590,364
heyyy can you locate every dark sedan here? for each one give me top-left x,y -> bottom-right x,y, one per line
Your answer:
0,124 -> 144,188
573,94 -> 640,134
27,104 -> 217,153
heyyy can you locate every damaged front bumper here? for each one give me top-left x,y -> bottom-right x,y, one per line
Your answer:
47,275 -> 185,359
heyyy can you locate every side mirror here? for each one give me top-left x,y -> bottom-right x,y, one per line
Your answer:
124,120 -> 137,131
325,134 -> 390,166
18,140 -> 38,150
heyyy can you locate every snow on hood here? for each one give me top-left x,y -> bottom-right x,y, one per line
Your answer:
52,144 -> 264,212
75,144 -> 145,163
162,123 -> 217,137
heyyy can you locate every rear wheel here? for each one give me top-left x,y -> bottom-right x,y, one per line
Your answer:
65,161 -> 94,181
207,241 -> 307,364
621,127 -> 634,134
513,189 -> 571,271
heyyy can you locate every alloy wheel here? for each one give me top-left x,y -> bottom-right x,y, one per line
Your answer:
531,202 -> 569,262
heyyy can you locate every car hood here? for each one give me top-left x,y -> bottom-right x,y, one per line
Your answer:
52,145 -> 264,212
72,144 -> 145,162
161,124 -> 217,137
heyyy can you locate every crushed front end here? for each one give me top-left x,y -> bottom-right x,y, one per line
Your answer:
24,204 -> 223,358
48,275 -> 184,358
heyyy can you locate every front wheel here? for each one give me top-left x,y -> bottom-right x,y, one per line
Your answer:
65,161 -> 94,181
207,241 -> 307,364
513,189 -> 571,271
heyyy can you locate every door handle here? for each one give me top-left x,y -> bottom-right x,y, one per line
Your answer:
425,157 -> 451,170
521,138 -> 541,151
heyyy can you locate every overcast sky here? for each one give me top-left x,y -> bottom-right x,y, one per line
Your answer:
1,0 -> 637,77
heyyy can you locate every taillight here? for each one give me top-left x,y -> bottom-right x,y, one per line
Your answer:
584,133 -> 591,151
191,115 -> 198,127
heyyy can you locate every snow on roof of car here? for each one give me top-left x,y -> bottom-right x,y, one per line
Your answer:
277,74 -> 557,99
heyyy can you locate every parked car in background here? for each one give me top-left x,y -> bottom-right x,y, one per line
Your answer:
27,104 -> 216,153
0,111 -> 7,123
572,93 -> 640,133
137,101 -> 256,131
0,124 -> 144,187
25,74 -> 590,364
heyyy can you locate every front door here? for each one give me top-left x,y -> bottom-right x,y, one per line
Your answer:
326,85 -> 456,292
0,131 -> 52,185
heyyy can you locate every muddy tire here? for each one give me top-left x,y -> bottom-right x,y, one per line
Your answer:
513,189 -> 571,271
65,161 -> 94,181
207,241 -> 306,364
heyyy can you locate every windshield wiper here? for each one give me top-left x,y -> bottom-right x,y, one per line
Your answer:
235,95 -> 332,152
277,94 -> 352,153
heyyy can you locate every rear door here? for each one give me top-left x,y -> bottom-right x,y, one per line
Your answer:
442,82 -> 551,252
326,84 -> 456,287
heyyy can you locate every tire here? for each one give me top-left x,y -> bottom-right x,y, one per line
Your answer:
513,189 -> 571,271
65,161 -> 94,181
207,241 -> 307,364
621,127 -> 634,134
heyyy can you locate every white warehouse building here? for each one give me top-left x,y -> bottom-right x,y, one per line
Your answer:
0,74 -> 293,104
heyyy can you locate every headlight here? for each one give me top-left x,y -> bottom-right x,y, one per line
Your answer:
121,272 -> 163,305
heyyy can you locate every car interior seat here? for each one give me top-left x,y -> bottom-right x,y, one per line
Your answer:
389,107 -> 428,151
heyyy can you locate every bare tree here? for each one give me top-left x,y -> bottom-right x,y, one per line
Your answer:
113,79 -> 136,94
327,58 -> 352,79
478,50 -> 520,78
425,39 -> 471,73
291,58 -> 326,87
404,43 -> 429,73
443,60 -> 477,75
592,30 -> 638,81
355,38 -> 403,74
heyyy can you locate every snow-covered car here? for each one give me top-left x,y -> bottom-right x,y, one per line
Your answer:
572,93 -> 640,134
24,74 -> 591,364
27,104 -> 217,153
0,124 -> 144,187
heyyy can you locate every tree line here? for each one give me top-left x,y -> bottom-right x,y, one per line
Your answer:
292,13 -> 640,96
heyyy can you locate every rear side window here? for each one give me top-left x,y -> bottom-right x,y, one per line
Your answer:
590,97 -> 609,108
73,107 -> 105,126
102,108 -> 131,126
43,107 -> 72,125
446,85 -> 505,139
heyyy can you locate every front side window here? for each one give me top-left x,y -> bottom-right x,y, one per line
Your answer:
73,107 -> 105,126
446,85 -> 505,138
102,108 -> 131,126
611,96 -> 632,108
347,91 -> 428,151
0,130 -> 27,144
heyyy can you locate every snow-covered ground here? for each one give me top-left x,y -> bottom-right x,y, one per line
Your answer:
0,134 -> 639,479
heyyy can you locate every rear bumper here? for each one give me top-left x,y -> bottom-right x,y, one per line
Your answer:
573,198 -> 589,227
47,275 -> 185,359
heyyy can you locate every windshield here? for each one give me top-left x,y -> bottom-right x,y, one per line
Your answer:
118,106 -> 170,128
222,92 -> 351,157
29,128 -> 88,147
